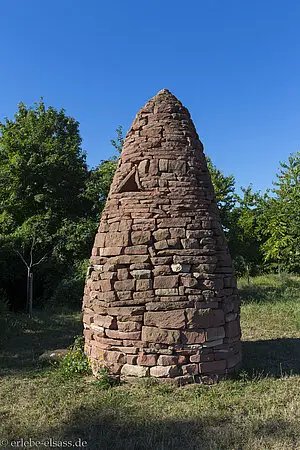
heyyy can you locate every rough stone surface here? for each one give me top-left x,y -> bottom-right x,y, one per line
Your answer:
83,89 -> 242,380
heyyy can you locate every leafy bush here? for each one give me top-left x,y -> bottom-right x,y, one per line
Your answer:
54,335 -> 91,379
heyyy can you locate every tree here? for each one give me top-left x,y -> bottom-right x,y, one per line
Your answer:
260,151 -> 300,273
0,100 -> 92,312
205,156 -> 236,230
228,185 -> 265,277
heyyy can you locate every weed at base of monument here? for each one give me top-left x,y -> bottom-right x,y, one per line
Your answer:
53,335 -> 92,380
90,368 -> 121,390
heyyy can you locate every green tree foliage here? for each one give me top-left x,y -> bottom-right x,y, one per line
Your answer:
260,151 -> 300,273
228,186 -> 265,277
205,156 -> 236,230
0,100 -> 100,310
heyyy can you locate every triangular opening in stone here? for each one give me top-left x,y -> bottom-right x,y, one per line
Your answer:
118,169 -> 139,193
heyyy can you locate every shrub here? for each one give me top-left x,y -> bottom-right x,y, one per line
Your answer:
54,335 -> 91,379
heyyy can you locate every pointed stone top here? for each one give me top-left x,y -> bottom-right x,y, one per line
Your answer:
157,88 -> 172,95
154,88 -> 179,102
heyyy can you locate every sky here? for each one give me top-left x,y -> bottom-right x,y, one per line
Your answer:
1,0 -> 299,194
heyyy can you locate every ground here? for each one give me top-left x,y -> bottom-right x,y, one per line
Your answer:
0,274 -> 299,450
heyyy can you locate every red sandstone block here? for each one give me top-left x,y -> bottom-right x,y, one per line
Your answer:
182,364 -> 199,375
154,275 -> 179,289
105,329 -> 141,340
90,281 -> 101,291
83,329 -> 92,340
114,279 -> 135,291
125,245 -> 148,255
158,218 -> 189,228
116,291 -> 133,301
199,360 -> 226,374
146,301 -> 192,311
181,330 -> 205,344
113,346 -> 139,355
127,354 -> 138,364
131,269 -> 152,279
133,288 -> 154,298
100,271 -> 116,280
151,256 -> 173,265
103,350 -> 126,364
121,364 -> 149,377
153,229 -> 170,241
206,327 -> 225,342
97,292 -> 116,302
99,279 -> 113,292
211,309 -> 225,326
92,247 -> 99,256
90,346 -> 105,360
94,314 -> 117,329
157,355 -> 178,366
131,231 -> 151,245
144,310 -> 185,329
170,227 -> 186,238
152,265 -> 171,276
83,312 -> 93,325
155,288 -> 179,296
154,240 -> 168,250
225,321 -> 241,338
137,353 -> 158,366
105,232 -> 129,247
142,326 -> 180,345
118,321 -> 142,332
93,303 -> 109,315
96,337 -> 123,346
150,365 -> 178,378
123,339 -> 145,347
100,247 -> 123,257
94,233 -> 106,247
119,219 -> 133,231
132,221 -> 156,231
186,308 -> 211,329
99,221 -> 109,232
180,276 -> 198,288
118,255 -> 150,265
136,279 -> 153,291
117,268 -> 130,280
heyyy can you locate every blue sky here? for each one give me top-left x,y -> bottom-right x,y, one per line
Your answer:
1,0 -> 299,193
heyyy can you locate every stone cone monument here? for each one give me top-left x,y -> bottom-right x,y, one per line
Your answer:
83,89 -> 241,383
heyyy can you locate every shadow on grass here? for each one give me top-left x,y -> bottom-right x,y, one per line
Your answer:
241,338 -> 300,377
0,310 -> 82,377
239,274 -> 300,305
49,406 -> 298,450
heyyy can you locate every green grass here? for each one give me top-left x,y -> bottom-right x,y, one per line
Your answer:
0,274 -> 299,450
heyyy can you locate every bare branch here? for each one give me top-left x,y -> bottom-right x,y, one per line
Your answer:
32,253 -> 48,267
14,249 -> 29,270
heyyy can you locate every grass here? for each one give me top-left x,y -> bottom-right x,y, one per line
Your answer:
0,274 -> 299,449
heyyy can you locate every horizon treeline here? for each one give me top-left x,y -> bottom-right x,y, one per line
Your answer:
0,100 -> 299,312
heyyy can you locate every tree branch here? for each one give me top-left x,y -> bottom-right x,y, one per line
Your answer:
32,253 -> 48,267
14,249 -> 29,270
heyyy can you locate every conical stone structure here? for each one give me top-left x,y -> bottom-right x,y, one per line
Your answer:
83,89 -> 241,383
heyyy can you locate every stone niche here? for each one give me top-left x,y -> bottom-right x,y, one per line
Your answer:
82,89 -> 242,384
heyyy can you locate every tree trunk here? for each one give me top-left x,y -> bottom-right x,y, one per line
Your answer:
26,267 -> 31,315
27,268 -> 33,318
29,272 -> 33,318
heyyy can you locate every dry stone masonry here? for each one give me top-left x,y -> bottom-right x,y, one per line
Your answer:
82,89 -> 242,384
